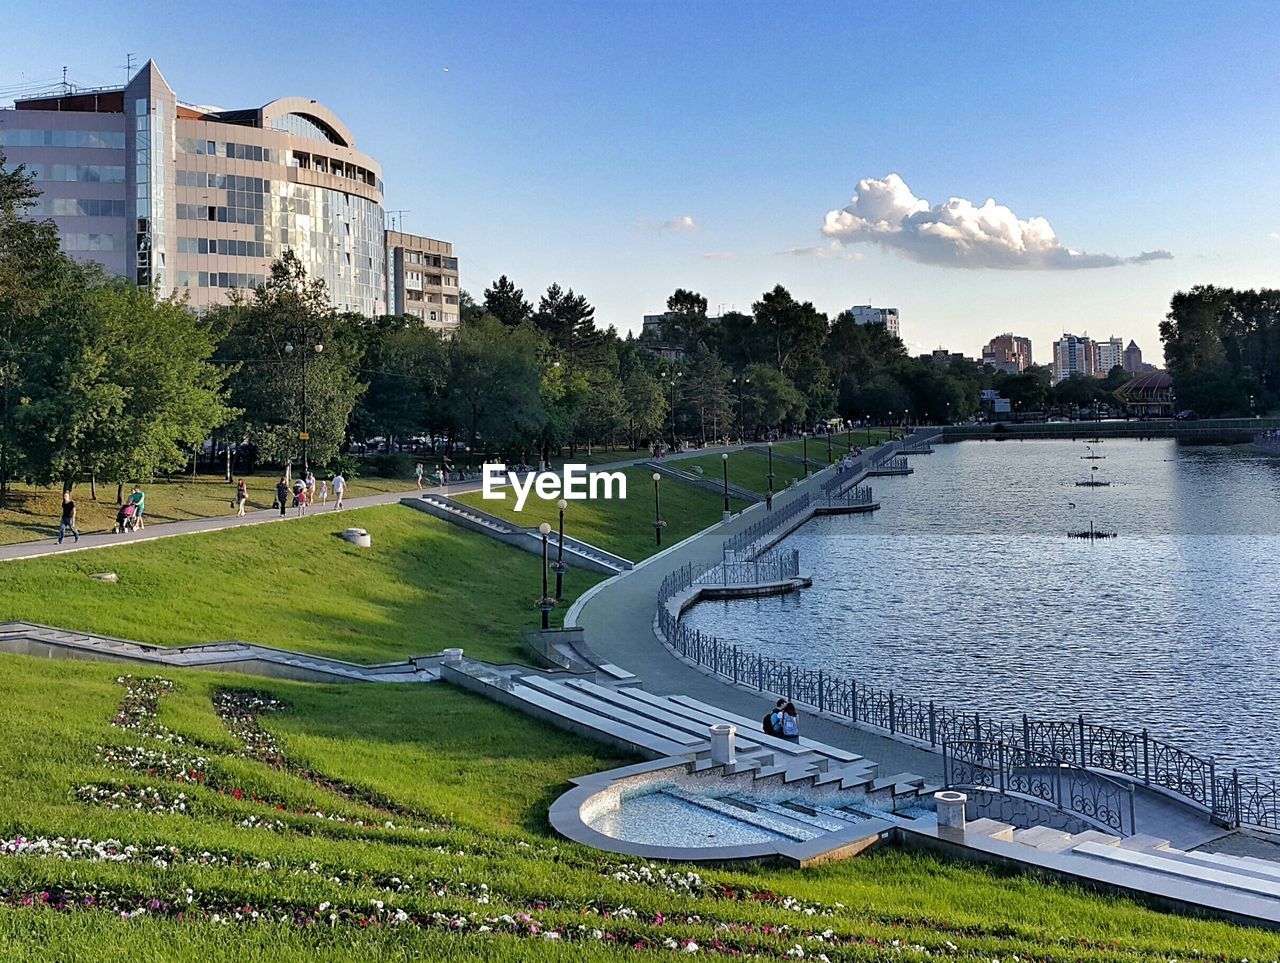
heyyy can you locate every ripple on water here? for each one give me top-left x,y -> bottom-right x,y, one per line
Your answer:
682,439 -> 1280,776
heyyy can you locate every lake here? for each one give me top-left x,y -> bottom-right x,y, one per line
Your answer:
682,438 -> 1280,776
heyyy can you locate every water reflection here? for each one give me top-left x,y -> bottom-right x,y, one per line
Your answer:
682,439 -> 1280,775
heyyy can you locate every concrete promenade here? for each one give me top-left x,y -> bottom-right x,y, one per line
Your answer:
570,451 -> 1239,852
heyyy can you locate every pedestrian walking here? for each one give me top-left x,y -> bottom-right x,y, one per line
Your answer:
305,470 -> 317,504
414,462 -> 424,490
127,486 -> 146,529
780,702 -> 800,743
234,478 -> 248,517
275,477 -> 289,517
332,471 -> 346,510
292,476 -> 306,515
319,479 -> 329,506
56,491 -> 80,544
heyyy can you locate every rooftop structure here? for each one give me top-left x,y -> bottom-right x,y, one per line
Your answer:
0,61 -> 455,320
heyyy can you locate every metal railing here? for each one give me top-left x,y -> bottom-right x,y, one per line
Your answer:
944,738 -> 1137,836
654,568 -> 1268,830
691,550 -> 801,588
814,485 -> 874,510
722,494 -> 810,559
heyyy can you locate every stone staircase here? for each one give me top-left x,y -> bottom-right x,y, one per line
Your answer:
404,494 -> 631,575
640,461 -> 764,503
961,816 -> 1280,904
0,621 -> 440,684
442,659 -> 942,817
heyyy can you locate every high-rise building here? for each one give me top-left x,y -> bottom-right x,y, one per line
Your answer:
1095,336 -> 1125,375
0,61 -> 456,321
1123,339 -> 1144,372
847,305 -> 900,338
981,333 -> 1033,373
385,231 -> 459,332
1052,333 -> 1098,382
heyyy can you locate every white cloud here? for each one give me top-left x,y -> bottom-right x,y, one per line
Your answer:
701,251 -> 734,260
779,241 -> 863,262
821,173 -> 1172,270
1268,232 -> 1280,240
636,214 -> 700,234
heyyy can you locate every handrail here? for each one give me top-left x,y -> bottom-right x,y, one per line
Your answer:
654,567 -> 1262,830
944,738 -> 1137,836
721,494 -> 810,559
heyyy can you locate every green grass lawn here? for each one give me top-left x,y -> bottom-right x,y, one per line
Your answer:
0,472 -> 419,547
0,654 -> 1277,961
0,504 -> 600,664
668,450 -> 776,495
454,467 -> 748,562
765,429 -> 895,466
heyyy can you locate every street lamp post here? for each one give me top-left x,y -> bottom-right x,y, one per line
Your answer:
537,522 -> 555,630
801,432 -> 809,477
766,442 -> 774,511
826,428 -> 833,464
668,371 -> 682,451
732,375 -> 751,442
652,472 -> 665,546
284,325 -> 325,471
553,498 -> 568,600
721,452 -> 730,517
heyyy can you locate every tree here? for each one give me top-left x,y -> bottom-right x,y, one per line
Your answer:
353,316 -> 450,449
212,252 -> 363,468
621,368 -> 666,451
0,152 -> 69,504
483,275 -> 533,328
741,364 -> 805,432
447,314 -> 546,455
534,283 -> 606,367
458,289 -> 485,327
683,344 -> 732,444
15,276 -> 231,493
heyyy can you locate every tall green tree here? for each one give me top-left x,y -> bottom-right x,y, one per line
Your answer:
447,314 -> 546,455
483,275 -> 533,328
212,251 -> 363,468
0,152 -> 69,504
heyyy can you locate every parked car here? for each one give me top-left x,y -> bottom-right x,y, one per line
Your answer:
1175,409 -> 1199,421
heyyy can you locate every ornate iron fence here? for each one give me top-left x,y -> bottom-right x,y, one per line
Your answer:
814,485 -> 874,511
944,739 -> 1137,836
722,494 -> 810,559
692,550 -> 801,587
655,567 -> 1268,830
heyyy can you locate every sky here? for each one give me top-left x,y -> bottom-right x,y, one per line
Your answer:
3,0 -> 1278,364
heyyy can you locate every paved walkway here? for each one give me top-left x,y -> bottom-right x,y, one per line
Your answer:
0,443 -> 753,565
571,456 -> 1243,853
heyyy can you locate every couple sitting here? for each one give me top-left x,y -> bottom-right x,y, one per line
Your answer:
763,699 -> 800,742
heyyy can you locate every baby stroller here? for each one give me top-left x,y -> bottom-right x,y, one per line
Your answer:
113,502 -> 140,534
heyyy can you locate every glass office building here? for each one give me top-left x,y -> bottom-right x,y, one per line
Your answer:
0,61 -> 453,318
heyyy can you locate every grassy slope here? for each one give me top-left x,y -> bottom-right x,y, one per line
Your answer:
454,467 -> 749,562
0,472 -> 417,547
672,451 -> 776,495
0,655 -> 1277,960
0,504 -> 600,664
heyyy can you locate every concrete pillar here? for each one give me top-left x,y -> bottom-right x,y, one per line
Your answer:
935,790 -> 967,831
709,723 -> 736,765
441,648 -> 464,666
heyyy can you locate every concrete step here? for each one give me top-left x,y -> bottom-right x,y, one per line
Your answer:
566,680 -> 819,761
1154,849 -> 1280,885
1072,842 -> 1280,899
1116,833 -> 1173,853
517,676 -> 704,748
665,694 -> 861,763
668,789 -> 821,841
966,818 -> 1016,842
1013,826 -> 1072,851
